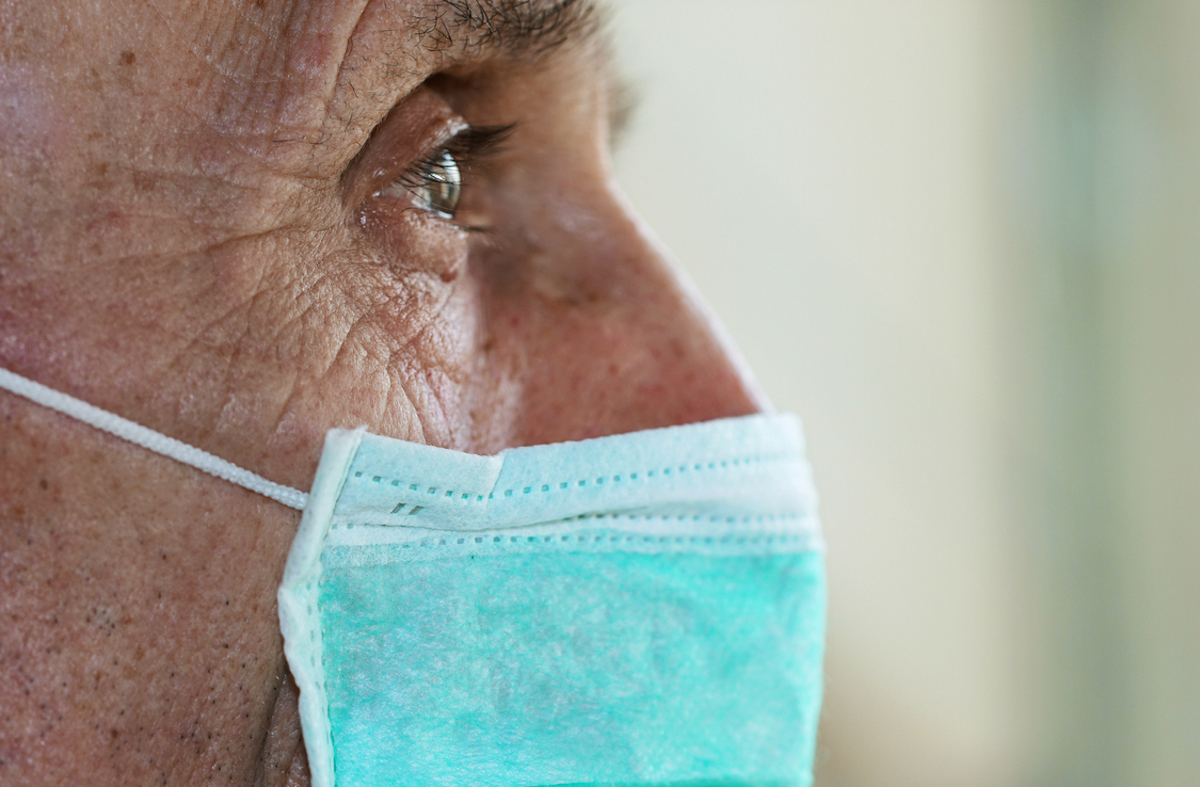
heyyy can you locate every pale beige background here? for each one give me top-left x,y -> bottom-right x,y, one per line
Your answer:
608,2 -> 1200,786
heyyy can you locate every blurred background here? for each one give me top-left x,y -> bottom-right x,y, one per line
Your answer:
607,1 -> 1198,785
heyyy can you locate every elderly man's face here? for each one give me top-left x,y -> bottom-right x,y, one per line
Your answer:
0,0 -> 760,783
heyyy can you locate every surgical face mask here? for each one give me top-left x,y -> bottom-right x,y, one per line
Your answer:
0,366 -> 826,787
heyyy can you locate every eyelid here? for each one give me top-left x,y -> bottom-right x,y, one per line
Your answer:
379,123 -> 516,227
427,124 -> 516,171
341,87 -> 467,211
389,123 -> 516,198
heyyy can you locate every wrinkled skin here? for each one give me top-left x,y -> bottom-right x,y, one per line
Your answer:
0,0 -> 762,783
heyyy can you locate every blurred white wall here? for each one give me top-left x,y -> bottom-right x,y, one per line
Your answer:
607,2 -> 1039,785
609,1 -> 1200,785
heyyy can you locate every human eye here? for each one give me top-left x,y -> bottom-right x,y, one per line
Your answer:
394,148 -> 461,219
375,125 -> 514,223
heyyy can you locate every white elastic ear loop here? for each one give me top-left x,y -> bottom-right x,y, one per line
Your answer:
0,367 -> 308,511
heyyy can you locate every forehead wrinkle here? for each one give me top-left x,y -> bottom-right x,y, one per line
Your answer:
412,0 -> 603,60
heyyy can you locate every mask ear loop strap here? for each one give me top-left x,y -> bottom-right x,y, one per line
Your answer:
0,367 -> 309,511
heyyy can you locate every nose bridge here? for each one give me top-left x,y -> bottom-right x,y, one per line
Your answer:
503,181 -> 766,445
608,183 -> 769,401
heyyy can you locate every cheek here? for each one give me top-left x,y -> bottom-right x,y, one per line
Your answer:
356,209 -> 486,422
0,63 -> 62,154
358,207 -> 471,284
340,215 -> 507,448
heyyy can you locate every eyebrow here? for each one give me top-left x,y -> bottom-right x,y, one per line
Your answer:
406,1 -> 638,144
412,0 -> 603,60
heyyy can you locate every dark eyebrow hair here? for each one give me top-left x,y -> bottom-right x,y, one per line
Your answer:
412,0 -> 603,59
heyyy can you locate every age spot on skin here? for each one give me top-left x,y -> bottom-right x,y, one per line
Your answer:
119,51 -> 136,66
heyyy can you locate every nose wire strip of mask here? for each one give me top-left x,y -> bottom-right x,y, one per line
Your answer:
0,367 -> 309,511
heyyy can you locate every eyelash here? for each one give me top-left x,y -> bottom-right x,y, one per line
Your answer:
395,123 -> 516,199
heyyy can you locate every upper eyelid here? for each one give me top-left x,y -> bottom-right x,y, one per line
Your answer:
340,87 -> 465,210
393,123 -> 517,190
437,124 -> 518,165
368,122 -> 517,229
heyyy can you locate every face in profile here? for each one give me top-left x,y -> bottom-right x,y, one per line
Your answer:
0,1 -> 769,783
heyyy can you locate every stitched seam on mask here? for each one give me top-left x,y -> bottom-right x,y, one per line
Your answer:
404,532 -> 810,548
349,450 -> 799,504
334,513 -> 816,545
327,516 -> 819,552
338,512 -> 806,528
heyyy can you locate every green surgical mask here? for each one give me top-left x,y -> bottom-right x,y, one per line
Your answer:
282,414 -> 825,787
0,367 -> 826,787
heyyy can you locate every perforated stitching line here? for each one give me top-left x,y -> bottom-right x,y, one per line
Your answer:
335,511 -> 805,528
328,524 -> 811,551
351,450 -> 797,506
